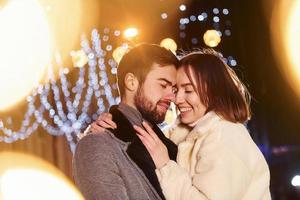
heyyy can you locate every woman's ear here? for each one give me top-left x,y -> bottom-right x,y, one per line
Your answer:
124,73 -> 139,92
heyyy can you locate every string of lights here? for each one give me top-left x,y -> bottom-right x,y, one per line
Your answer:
1,5 -> 238,154
0,29 -> 123,153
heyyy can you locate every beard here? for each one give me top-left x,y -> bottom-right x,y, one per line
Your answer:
134,86 -> 167,124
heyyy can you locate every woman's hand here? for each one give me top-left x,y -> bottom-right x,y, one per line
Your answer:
90,112 -> 117,132
78,113 -> 117,139
134,121 -> 170,169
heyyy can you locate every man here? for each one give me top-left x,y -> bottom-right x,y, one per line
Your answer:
73,44 -> 179,200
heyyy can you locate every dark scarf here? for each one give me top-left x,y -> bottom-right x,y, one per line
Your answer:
108,105 -> 178,200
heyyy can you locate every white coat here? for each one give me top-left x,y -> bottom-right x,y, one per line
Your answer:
156,111 -> 271,200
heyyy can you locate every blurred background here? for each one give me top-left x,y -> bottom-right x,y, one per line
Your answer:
0,0 -> 300,199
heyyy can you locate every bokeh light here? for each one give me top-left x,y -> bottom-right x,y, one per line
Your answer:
0,152 -> 84,200
161,13 -> 168,19
123,27 -> 138,39
70,50 -> 88,68
179,4 -> 186,11
286,0 -> 300,92
113,46 -> 128,64
291,175 -> 300,187
271,0 -> 300,98
203,29 -> 221,47
0,0 -> 52,111
160,38 -> 177,53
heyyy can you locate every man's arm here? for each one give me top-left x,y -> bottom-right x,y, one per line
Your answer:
73,133 -> 129,200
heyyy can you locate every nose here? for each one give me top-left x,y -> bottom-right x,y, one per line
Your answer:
165,91 -> 176,102
175,91 -> 184,105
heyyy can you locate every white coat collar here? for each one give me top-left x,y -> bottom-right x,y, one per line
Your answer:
186,111 -> 221,141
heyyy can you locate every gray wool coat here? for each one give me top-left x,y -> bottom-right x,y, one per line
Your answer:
73,131 -> 163,200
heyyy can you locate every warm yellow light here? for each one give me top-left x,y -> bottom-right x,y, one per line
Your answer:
0,0 -> 52,111
270,0 -> 300,98
71,50 -> 88,68
123,27 -> 138,39
112,46 -> 128,64
0,152 -> 84,200
286,1 -> 300,86
160,38 -> 177,54
203,30 -> 221,47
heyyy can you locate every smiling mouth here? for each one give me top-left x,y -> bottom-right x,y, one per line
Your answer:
179,107 -> 192,113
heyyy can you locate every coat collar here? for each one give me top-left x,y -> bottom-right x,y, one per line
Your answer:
108,105 -> 138,143
118,103 -> 143,127
186,111 -> 221,141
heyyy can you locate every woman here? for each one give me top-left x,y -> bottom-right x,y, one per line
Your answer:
91,49 -> 271,200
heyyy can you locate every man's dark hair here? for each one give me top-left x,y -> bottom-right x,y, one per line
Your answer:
117,43 -> 179,96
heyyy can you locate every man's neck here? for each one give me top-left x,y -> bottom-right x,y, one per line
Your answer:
120,97 -> 137,110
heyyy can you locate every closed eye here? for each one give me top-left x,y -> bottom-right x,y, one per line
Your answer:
185,86 -> 194,93
160,84 -> 167,88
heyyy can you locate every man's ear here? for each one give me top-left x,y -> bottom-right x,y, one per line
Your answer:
124,73 -> 139,92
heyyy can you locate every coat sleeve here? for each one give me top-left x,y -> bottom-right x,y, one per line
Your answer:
73,133 -> 129,200
155,132 -> 252,200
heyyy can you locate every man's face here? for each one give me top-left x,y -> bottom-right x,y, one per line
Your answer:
134,63 -> 177,124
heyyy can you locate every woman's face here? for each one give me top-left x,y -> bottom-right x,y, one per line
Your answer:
175,66 -> 207,125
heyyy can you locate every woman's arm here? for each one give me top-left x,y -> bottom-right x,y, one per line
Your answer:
155,132 -> 253,200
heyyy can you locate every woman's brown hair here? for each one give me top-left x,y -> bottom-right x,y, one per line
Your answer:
179,49 -> 251,123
